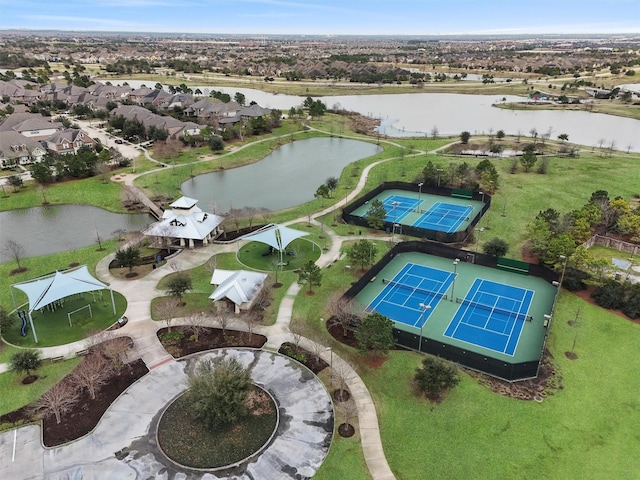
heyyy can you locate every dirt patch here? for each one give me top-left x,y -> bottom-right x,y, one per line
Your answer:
565,351 -> 579,360
333,390 -> 351,402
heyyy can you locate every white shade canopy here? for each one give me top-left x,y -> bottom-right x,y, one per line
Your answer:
12,265 -> 108,313
240,223 -> 309,252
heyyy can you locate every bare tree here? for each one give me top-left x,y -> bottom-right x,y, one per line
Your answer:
327,293 -> 361,337
100,337 -> 132,372
212,310 -> 231,337
4,239 -> 26,270
331,362 -> 352,402
430,125 -> 439,139
69,353 -> 110,399
335,399 -> 358,432
154,298 -> 179,332
185,311 -> 208,342
244,311 -> 262,340
251,280 -> 273,312
31,381 -> 80,424
120,185 -> 141,210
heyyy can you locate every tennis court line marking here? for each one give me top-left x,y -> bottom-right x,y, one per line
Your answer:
365,263 -> 454,328
447,278 -> 534,355
414,202 -> 473,233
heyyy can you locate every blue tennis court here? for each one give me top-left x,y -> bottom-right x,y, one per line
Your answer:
366,263 -> 455,328
444,279 -> 534,355
382,195 -> 421,223
413,202 -> 473,233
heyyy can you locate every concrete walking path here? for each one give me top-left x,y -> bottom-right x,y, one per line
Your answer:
1,131 -> 399,479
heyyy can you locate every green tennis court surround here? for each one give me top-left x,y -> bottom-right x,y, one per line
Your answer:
344,241 -> 559,381
342,181 -> 489,243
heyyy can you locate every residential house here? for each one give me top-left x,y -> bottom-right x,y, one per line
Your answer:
43,129 -> 97,155
0,131 -> 48,168
0,112 -> 62,140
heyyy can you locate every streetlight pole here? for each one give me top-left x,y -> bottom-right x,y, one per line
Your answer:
450,258 -> 459,302
437,168 -> 443,188
479,190 -> 485,203
417,182 -> 423,212
391,201 -> 400,241
418,303 -> 431,353
324,347 -> 333,382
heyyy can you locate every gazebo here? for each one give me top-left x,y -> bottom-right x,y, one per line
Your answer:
240,223 -> 309,268
10,265 -> 116,343
143,196 -> 223,249
209,269 -> 268,314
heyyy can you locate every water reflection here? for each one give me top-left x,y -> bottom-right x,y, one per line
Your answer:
181,137 -> 381,213
0,205 -> 151,263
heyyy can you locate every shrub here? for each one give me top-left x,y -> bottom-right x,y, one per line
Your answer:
591,279 -> 626,309
414,356 -> 460,401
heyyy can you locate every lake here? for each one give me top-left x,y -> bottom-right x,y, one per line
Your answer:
0,205 -> 152,263
181,137 -> 382,213
112,81 -> 639,152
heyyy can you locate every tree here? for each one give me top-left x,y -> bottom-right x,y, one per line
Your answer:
327,293 -> 361,337
115,246 -> 141,274
209,135 -> 224,151
7,175 -> 24,191
4,239 -> 26,271
185,357 -> 252,429
482,237 -> 509,257
31,381 -> 80,424
166,272 -> 193,305
496,129 -> 505,140
10,350 -> 42,379
558,133 -> 569,142
32,161 -> 53,184
185,312 -> 207,342
355,312 -> 395,360
347,239 -> 378,270
414,356 -> 460,400
365,199 -> 387,230
460,131 -> 471,144
314,184 -> 330,206
520,150 -> 537,172
0,306 -> 14,337
325,177 -> 339,197
297,261 -> 322,293
234,92 -> 246,105
154,298 -> 179,332
69,353 -> 110,399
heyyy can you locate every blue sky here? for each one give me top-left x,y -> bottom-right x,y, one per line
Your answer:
0,0 -> 638,35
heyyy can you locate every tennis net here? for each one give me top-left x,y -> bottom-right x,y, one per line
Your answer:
382,278 -> 447,301
456,297 -> 532,321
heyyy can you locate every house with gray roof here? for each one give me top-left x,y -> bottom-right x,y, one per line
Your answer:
0,113 -> 62,140
0,131 -> 48,168
43,129 -> 97,156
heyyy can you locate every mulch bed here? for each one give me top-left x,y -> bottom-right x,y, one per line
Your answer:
278,343 -> 328,374
0,358 -> 148,447
157,326 -> 267,357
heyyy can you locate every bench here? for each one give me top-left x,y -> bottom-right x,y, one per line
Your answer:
50,356 -> 65,363
76,349 -> 90,357
370,276 -> 377,282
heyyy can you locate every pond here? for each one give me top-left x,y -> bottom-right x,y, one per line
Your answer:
0,205 -> 152,263
181,137 -> 382,213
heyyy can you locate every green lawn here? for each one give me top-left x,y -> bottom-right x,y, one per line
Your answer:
351,293 -> 640,479
0,174 -> 130,213
4,291 -> 127,348
0,357 -> 81,417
